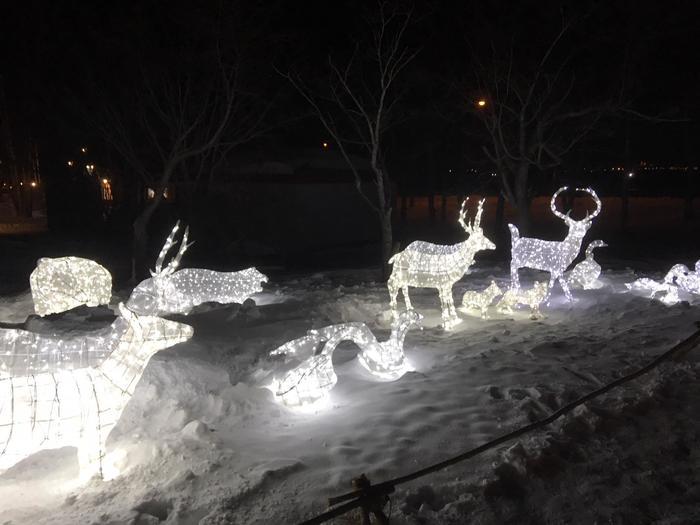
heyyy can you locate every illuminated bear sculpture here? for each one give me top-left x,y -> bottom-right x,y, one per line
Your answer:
30,256 -> 112,316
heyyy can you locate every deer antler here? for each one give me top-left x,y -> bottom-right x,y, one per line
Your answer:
550,186 -> 569,220
152,221 -> 193,278
576,187 -> 601,220
473,198 -> 486,229
457,198 -> 472,233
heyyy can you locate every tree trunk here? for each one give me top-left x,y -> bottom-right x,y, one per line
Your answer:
380,208 -> 393,279
514,164 -> 531,235
131,196 -> 160,281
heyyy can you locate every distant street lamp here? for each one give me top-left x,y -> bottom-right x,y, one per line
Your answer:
322,142 -> 329,149
477,99 -> 487,108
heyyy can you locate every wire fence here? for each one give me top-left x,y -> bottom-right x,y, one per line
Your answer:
297,325 -> 700,525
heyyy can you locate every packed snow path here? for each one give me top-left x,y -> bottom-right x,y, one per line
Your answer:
1,266 -> 699,524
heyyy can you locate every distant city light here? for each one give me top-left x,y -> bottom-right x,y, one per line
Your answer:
628,172 -> 634,178
67,160 -> 74,167
477,99 -> 487,107
322,142 -> 329,149
30,181 -> 37,187
81,147 -> 87,153
102,178 -> 108,184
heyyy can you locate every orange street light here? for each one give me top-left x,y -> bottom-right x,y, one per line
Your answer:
477,99 -> 487,108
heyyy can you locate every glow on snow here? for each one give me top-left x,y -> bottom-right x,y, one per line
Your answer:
388,198 -> 495,329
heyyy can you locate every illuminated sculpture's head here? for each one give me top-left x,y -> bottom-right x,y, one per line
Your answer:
550,186 -> 601,239
458,198 -> 496,252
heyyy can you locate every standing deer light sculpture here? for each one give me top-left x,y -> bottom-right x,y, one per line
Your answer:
509,187 -> 601,302
388,199 -> 495,329
127,222 -> 268,316
0,303 -> 193,479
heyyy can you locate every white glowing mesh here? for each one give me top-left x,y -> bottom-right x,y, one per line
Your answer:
461,281 -> 502,318
388,199 -> 495,329
567,240 -> 607,290
127,223 -> 267,316
509,187 -> 601,302
30,257 -> 112,316
0,304 -> 193,477
497,281 -> 549,318
268,312 -> 422,408
626,259 -> 700,305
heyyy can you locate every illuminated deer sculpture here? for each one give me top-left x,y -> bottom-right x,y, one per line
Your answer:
509,187 -> 601,302
0,303 -> 193,478
127,222 -> 268,316
388,199 -> 495,329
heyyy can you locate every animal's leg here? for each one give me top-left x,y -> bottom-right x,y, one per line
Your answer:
439,286 -> 459,329
388,278 -> 400,317
402,286 -> 413,310
545,273 -> 557,303
510,265 -> 520,292
558,275 -> 574,302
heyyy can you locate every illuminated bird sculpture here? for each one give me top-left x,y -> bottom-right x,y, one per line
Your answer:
267,311 -> 422,408
567,240 -> 607,289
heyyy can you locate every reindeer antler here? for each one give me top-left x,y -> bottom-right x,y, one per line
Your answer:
457,197 -> 471,233
550,186 -> 569,220
576,187 -> 602,220
152,221 -> 193,278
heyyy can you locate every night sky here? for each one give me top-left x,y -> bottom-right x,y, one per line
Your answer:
1,0 -> 699,186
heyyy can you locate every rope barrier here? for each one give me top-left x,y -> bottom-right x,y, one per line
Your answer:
298,325 -> 700,525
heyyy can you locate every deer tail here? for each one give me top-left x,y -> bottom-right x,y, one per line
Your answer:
508,224 -> 520,245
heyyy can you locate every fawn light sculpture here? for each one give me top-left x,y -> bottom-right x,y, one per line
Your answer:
127,222 -> 268,316
388,198 -> 495,329
509,187 -> 601,301
567,240 -> 607,289
0,303 -> 193,479
267,311 -> 422,409
461,281 -> 502,319
497,281 -> 549,319
30,256 -> 112,316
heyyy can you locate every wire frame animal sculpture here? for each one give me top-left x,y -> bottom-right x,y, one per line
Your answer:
127,222 -> 268,316
388,199 -> 495,329
509,187 -> 601,302
266,311 -> 422,408
0,303 -> 193,479
567,240 -> 607,289
626,259 -> 700,305
497,281 -> 549,319
30,256 -> 112,316
461,281 -> 502,319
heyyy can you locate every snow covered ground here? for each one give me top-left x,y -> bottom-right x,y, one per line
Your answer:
1,263 -> 699,524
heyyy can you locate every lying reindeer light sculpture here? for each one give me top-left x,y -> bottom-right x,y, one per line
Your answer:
509,187 -> 601,302
388,199 -> 495,329
567,240 -> 607,290
127,222 -> 268,316
267,311 -> 422,408
30,256 -> 112,316
461,281 -> 502,319
0,303 -> 193,478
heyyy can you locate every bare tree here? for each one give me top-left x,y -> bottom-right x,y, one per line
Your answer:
281,2 -> 417,275
470,15 -> 612,234
89,45 -> 269,278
